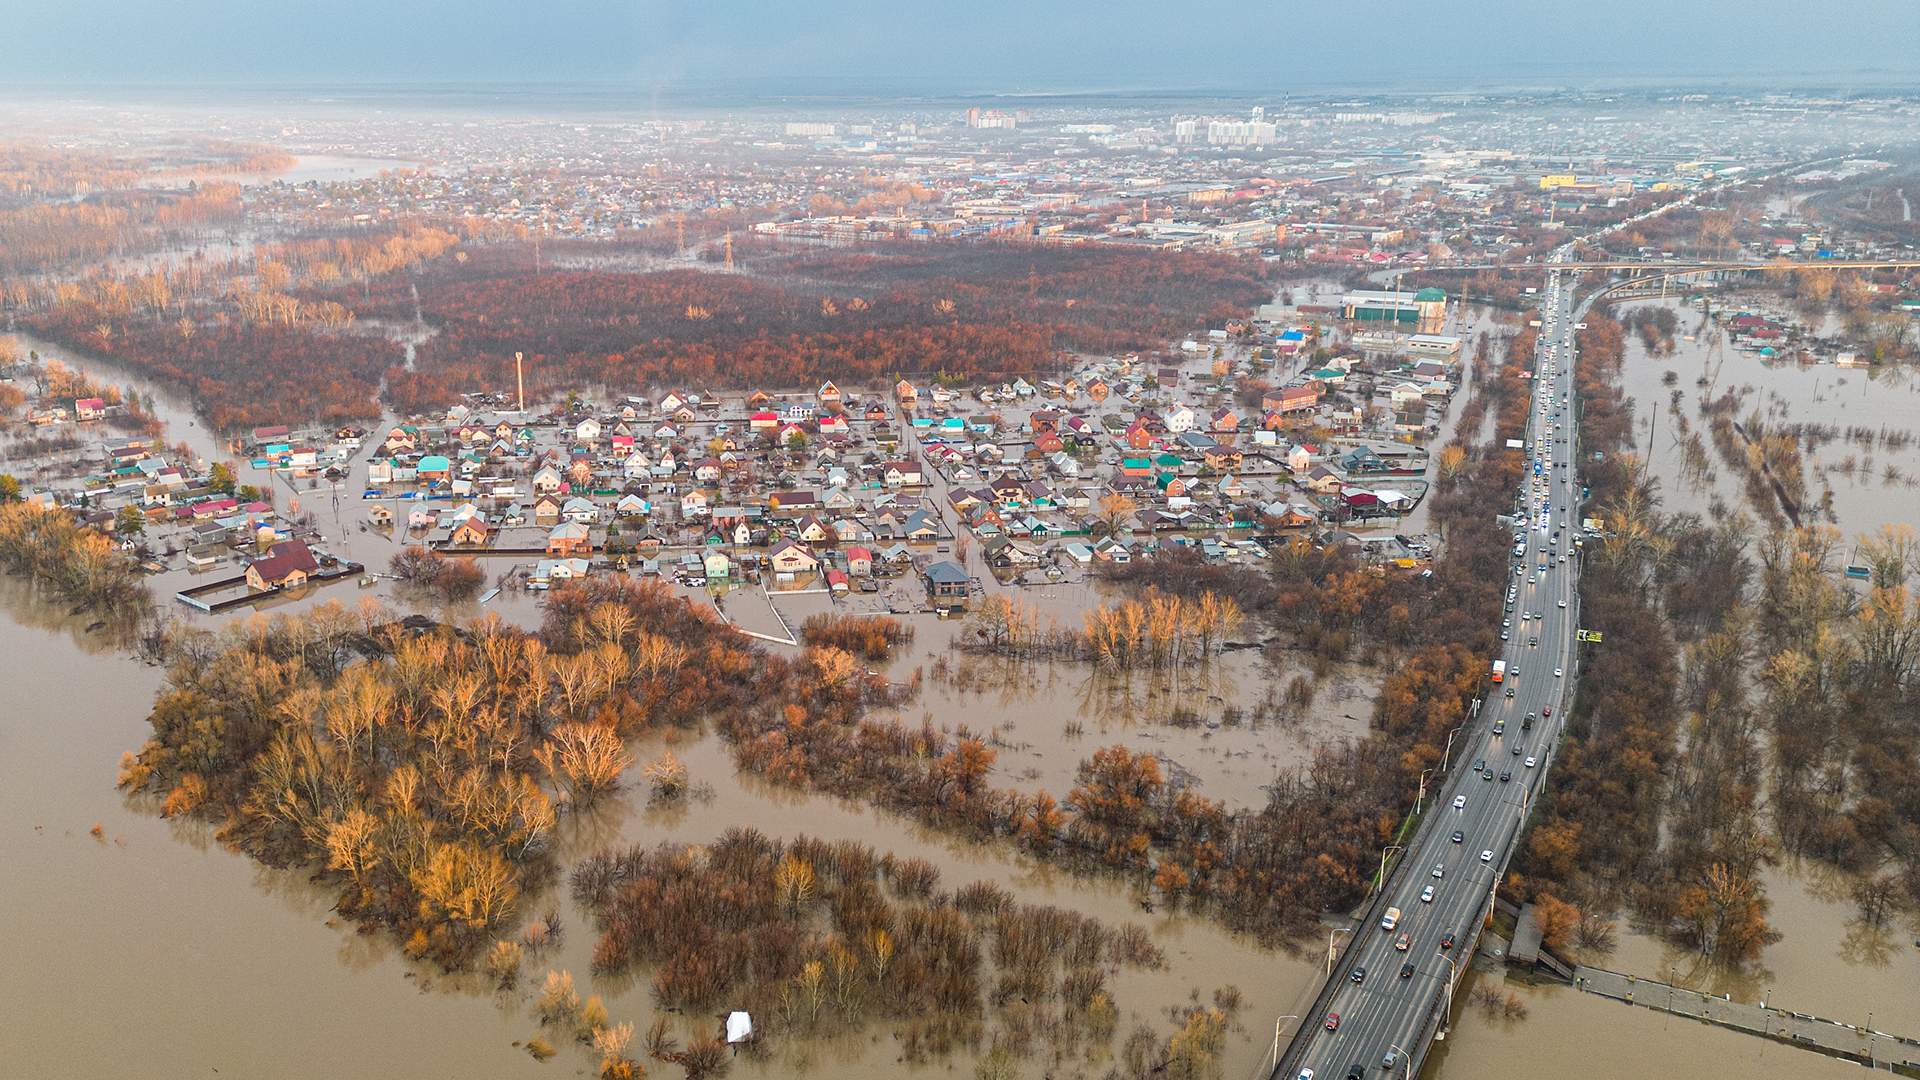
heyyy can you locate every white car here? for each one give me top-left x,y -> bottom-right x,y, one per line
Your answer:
1480,849 -> 1494,863
1558,599 -> 1567,609
1420,885 -> 1436,903
1555,667 -> 1563,678
1452,795 -> 1466,810
1525,756 -> 1537,768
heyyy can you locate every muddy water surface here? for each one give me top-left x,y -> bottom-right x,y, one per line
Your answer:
0,579 -> 549,1078
0,572 -> 1322,1079
1428,968 -> 1865,1080
1614,297 -> 1920,538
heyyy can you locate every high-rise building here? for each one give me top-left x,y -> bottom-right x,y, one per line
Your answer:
1205,119 -> 1276,146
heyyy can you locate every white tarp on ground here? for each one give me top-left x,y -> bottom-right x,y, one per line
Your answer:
726,1011 -> 753,1044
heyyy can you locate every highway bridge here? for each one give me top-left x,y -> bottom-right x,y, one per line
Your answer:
1384,256 -> 1920,275
1268,255 -> 1592,1080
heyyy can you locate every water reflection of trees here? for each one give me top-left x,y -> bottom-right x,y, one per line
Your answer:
1838,917 -> 1900,968
0,575 -> 140,655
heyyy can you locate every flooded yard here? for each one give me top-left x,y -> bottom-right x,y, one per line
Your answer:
1613,296 -> 1920,538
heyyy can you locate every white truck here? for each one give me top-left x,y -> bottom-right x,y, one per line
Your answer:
1381,906 -> 1402,932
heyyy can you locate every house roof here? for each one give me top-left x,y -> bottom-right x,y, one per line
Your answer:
923,560 -> 969,584
250,540 -> 319,582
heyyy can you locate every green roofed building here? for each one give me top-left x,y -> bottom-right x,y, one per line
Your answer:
1341,287 -> 1447,332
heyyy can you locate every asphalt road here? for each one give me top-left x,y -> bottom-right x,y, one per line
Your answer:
1286,259 -> 1589,1080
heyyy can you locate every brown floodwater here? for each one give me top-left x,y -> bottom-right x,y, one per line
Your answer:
0,572 -> 1324,1079
866,624 -> 1378,814
1427,967 -> 1866,1080
10,304 -> 1910,1079
1424,296 -> 1920,1080
0,577 -> 554,1078
1613,296 -> 1920,539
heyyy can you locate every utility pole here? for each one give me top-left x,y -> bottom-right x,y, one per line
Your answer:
515,351 -> 526,414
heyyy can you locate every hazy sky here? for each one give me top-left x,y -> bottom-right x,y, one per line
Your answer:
10,0 -> 1920,90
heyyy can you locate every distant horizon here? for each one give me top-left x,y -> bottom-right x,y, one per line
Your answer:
6,69 -> 1920,116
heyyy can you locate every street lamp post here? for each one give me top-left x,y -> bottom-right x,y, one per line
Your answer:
1443,724 -> 1466,771
1268,1015 -> 1299,1074
1328,927 -> 1351,975
1376,844 -> 1405,896
1416,768 -> 1434,815
1439,952 -> 1460,1031
1389,1042 -> 1412,1080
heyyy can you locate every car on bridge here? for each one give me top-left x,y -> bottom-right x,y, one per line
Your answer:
1480,849 -> 1494,863
1324,1012 -> 1339,1031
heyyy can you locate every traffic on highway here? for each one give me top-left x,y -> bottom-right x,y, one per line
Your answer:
1282,257 -> 1590,1080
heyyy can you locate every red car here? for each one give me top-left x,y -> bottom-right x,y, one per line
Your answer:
1325,1012 -> 1340,1031
1542,706 -> 1552,717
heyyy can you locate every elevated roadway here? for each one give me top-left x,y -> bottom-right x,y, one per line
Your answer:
1271,253 -> 1592,1080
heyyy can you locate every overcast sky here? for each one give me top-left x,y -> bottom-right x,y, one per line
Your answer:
9,0 -> 1920,90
